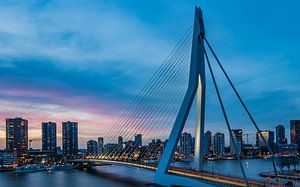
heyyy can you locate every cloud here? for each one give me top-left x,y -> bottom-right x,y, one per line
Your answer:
0,1 -> 171,68
0,0 -> 299,148
0,0 -> 181,149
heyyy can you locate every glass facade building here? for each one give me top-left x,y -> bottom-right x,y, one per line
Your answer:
87,140 -> 98,155
276,125 -> 287,144
134,134 -> 142,147
230,129 -> 243,156
62,121 -> 78,158
6,117 -> 28,159
213,132 -> 225,156
42,121 -> 57,155
256,130 -> 274,148
179,132 -> 192,156
290,120 -> 300,145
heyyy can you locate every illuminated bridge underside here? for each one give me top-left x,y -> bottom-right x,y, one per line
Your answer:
92,159 -> 270,187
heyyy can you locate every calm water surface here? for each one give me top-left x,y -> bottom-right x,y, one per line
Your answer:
0,169 -> 132,187
1,159 -> 299,187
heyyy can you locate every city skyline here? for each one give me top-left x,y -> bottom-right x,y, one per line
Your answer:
2,117 -> 299,150
1,1 -> 300,149
0,2 -> 299,187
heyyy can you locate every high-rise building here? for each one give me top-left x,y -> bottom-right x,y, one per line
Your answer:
179,132 -> 192,156
290,120 -> 300,145
203,130 -> 212,156
135,134 -> 142,147
104,143 -> 118,154
98,137 -> 104,154
213,132 -> 225,156
192,137 -> 195,153
6,118 -> 28,158
230,129 -> 243,156
207,131 -> 212,151
87,140 -> 98,155
62,121 -> 78,158
118,136 -> 123,151
256,130 -> 274,148
276,125 -> 287,144
42,122 -> 57,155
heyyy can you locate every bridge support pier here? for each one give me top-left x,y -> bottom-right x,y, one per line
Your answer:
193,75 -> 206,171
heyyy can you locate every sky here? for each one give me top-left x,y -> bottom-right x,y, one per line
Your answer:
0,0 -> 299,148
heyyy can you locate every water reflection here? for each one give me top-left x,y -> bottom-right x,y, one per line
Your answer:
1,159 -> 299,187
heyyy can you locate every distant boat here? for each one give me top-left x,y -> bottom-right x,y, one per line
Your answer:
225,156 -> 237,160
50,164 -> 73,171
142,160 -> 159,164
207,157 -> 218,161
179,158 -> 193,162
14,164 -> 46,173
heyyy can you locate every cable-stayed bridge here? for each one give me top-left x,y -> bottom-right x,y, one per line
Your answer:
85,7 -> 286,187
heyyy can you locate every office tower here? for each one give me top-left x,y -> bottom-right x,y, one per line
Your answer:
62,121 -> 78,158
276,125 -> 287,144
135,134 -> 142,147
203,130 -> 212,155
6,117 -> 28,158
87,140 -> 98,155
256,130 -> 274,148
290,120 -> 300,145
230,129 -> 243,156
213,132 -> 225,156
192,137 -> 195,153
179,132 -> 192,156
118,136 -> 123,151
42,121 -> 57,155
98,137 -> 104,154
207,131 -> 212,151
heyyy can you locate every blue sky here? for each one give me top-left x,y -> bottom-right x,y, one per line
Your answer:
0,0 -> 299,148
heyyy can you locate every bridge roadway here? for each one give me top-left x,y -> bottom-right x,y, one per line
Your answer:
85,159 -> 277,187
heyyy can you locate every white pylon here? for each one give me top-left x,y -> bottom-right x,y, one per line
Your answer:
154,6 -> 206,186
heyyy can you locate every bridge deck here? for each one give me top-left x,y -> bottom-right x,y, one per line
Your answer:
91,159 -> 277,187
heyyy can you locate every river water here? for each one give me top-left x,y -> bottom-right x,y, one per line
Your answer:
0,159 -> 299,187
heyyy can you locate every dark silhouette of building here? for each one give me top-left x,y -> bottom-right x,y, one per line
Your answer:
87,140 -> 97,155
28,149 -> 52,164
135,134 -> 142,147
1,152 -> 17,167
62,121 -> 78,158
6,117 -> 28,159
290,120 -> 300,145
118,136 -> 123,151
98,137 -> 104,154
230,129 -> 243,156
242,144 -> 260,157
276,125 -> 287,144
147,139 -> 164,158
179,132 -> 192,156
256,130 -> 274,149
104,143 -> 118,154
42,122 -> 57,155
213,132 -> 225,156
275,143 -> 298,154
203,130 -> 212,156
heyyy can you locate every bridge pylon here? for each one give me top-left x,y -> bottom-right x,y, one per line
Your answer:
154,6 -> 207,186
